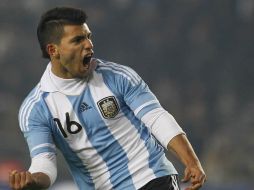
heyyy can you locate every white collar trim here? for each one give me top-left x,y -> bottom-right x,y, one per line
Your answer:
40,63 -> 87,95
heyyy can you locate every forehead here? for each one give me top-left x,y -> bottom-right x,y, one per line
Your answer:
62,23 -> 91,38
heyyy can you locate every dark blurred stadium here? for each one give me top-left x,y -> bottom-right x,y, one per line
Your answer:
0,0 -> 254,189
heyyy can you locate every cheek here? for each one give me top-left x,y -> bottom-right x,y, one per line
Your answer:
60,51 -> 78,64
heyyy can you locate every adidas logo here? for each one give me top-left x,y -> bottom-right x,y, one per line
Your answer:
79,102 -> 92,113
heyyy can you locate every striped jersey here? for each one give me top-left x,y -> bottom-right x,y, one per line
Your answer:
18,58 -> 178,190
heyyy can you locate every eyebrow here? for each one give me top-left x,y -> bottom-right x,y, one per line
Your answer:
69,32 -> 92,43
70,35 -> 85,42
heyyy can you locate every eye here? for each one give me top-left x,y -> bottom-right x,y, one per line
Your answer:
75,36 -> 84,43
71,36 -> 85,44
87,33 -> 92,40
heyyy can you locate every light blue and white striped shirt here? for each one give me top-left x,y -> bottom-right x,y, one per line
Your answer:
18,58 -> 182,190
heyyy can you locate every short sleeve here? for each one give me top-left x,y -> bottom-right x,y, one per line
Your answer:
18,89 -> 56,158
97,60 -> 162,119
117,66 -> 162,119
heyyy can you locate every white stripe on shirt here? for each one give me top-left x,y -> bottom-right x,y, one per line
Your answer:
45,91 -> 114,190
89,72 -> 156,189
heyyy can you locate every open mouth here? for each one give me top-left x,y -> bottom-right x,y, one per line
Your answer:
83,55 -> 92,66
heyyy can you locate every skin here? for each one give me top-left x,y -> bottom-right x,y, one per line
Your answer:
9,171 -> 50,190
48,23 -> 94,79
167,134 -> 206,190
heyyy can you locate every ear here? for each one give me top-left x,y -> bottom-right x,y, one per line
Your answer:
46,44 -> 60,59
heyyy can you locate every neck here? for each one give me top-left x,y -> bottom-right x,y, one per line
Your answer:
50,59 -> 72,79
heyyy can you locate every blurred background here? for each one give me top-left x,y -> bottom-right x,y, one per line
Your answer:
0,0 -> 254,189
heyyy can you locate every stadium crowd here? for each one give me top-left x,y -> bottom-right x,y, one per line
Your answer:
0,0 -> 254,189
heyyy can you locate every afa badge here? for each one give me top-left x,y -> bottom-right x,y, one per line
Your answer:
97,96 -> 119,119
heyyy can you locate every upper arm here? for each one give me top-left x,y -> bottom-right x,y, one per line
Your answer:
123,75 -> 160,115
110,63 -> 162,119
18,90 -> 56,158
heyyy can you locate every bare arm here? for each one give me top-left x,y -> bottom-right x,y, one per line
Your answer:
167,134 -> 206,190
9,170 -> 50,190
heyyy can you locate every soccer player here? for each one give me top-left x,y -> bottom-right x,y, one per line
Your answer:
9,7 -> 206,190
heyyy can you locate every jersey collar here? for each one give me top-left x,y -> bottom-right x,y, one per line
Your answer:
40,63 -> 87,95
40,63 -> 58,93
40,59 -> 98,95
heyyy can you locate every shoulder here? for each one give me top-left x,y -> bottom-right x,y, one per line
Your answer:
94,58 -> 141,86
18,83 -> 49,131
19,83 -> 46,110
95,58 -> 135,73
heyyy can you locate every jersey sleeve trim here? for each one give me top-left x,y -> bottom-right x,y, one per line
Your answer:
30,143 -> 56,158
101,60 -> 140,84
136,103 -> 161,119
96,59 -> 140,86
31,143 -> 56,154
19,85 -> 43,132
134,100 -> 159,115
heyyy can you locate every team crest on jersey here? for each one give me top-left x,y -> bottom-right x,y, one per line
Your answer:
97,96 -> 119,119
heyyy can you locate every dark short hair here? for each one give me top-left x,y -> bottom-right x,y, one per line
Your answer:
37,7 -> 87,59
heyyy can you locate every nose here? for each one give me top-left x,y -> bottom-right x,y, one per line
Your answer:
84,39 -> 93,50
